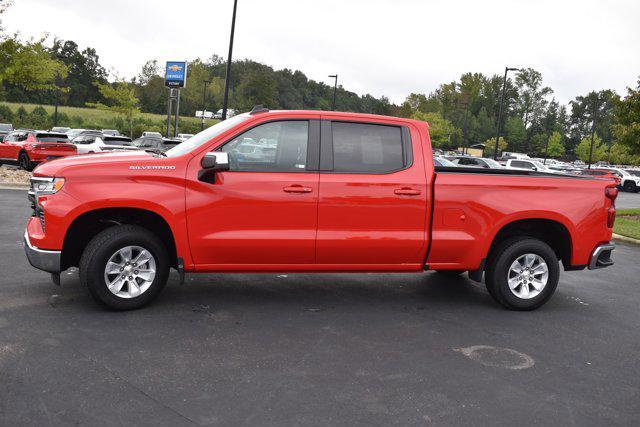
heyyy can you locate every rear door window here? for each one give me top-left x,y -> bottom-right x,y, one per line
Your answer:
331,122 -> 404,173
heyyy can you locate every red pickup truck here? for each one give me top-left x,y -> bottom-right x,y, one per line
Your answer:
0,130 -> 77,171
24,108 -> 617,311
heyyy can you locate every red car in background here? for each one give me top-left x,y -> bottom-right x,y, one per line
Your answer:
0,130 -> 77,171
580,168 -> 622,187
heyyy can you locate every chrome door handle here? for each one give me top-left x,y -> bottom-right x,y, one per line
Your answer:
394,188 -> 421,196
283,185 -> 313,193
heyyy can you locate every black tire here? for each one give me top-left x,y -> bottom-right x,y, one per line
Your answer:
623,181 -> 636,192
485,237 -> 559,311
79,225 -> 169,310
435,270 -> 465,277
19,151 -> 33,171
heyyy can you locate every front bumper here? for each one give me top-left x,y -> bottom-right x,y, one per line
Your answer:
24,230 -> 61,273
588,243 -> 615,270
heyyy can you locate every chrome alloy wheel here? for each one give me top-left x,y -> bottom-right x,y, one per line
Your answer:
507,253 -> 549,299
103,246 -> 156,299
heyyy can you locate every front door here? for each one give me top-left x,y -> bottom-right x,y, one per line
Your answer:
186,119 -> 320,269
316,120 -> 429,269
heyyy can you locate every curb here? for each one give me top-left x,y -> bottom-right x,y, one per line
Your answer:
613,233 -> 640,246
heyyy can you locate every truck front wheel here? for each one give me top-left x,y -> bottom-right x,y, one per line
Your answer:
79,225 -> 169,310
485,238 -> 559,310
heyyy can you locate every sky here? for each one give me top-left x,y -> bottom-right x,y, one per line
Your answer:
3,0 -> 640,105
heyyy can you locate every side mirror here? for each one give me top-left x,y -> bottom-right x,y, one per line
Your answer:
198,152 -> 230,183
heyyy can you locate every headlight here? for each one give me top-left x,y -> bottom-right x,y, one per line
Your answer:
29,177 -> 65,195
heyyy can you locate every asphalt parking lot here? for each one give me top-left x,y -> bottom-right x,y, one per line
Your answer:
1,188 -> 639,426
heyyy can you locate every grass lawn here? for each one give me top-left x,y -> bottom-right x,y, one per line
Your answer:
0,101 -> 208,128
614,209 -> 640,240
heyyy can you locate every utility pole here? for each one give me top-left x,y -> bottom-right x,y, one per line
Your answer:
201,80 -> 210,131
329,74 -> 338,110
222,0 -> 238,121
493,67 -> 520,160
587,95 -> 598,170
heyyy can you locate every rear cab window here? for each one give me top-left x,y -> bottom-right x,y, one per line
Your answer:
327,122 -> 410,173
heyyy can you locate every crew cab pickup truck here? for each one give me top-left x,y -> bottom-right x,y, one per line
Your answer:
24,108 -> 617,311
0,130 -> 77,171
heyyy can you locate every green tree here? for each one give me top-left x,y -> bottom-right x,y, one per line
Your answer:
546,131 -> 565,158
575,135 -> 607,163
412,111 -> 458,148
504,116 -> 526,151
613,79 -> 640,155
0,36 -> 68,91
87,80 -> 140,137
608,143 -> 640,165
484,137 -> 507,155
514,68 -> 553,152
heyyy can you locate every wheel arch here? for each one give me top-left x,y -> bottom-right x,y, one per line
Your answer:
61,207 -> 179,270
485,217 -> 574,269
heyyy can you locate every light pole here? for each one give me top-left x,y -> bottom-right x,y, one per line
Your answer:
221,0 -> 238,121
587,96 -> 598,170
201,80 -> 211,131
329,74 -> 338,110
493,67 -> 520,160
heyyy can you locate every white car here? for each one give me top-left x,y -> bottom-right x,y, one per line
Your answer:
595,167 -> 640,192
177,133 -> 194,141
506,159 -> 555,173
141,131 -> 163,138
71,135 -> 139,154
213,109 -> 237,119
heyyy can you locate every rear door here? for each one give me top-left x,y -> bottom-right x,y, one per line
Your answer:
316,119 -> 429,268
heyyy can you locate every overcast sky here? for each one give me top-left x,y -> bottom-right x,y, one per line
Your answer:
4,0 -> 640,105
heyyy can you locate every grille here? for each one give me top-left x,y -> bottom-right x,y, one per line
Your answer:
37,208 -> 45,231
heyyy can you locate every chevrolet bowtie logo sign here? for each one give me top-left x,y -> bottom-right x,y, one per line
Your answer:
165,61 -> 187,88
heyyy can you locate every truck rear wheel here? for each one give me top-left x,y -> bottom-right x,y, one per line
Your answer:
485,237 -> 559,310
79,225 -> 169,310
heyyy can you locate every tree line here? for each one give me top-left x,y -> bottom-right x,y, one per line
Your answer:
0,1 -> 638,162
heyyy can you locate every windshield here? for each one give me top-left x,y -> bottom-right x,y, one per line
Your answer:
434,157 -> 456,167
531,161 -> 549,170
626,169 -> 640,177
483,158 -> 503,168
165,115 -> 249,157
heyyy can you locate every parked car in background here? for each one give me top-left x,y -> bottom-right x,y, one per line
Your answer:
0,130 -> 76,170
447,156 -> 504,169
72,134 -> 138,154
131,136 -> 178,152
594,167 -> 640,192
177,133 -> 194,141
213,109 -> 237,119
433,156 -> 457,167
25,109 -> 617,312
506,159 -> 554,173
141,131 -> 163,138
0,123 -> 13,141
580,168 -> 622,186
498,152 -> 530,162
66,129 -> 102,140
50,126 -> 70,134
101,129 -> 120,136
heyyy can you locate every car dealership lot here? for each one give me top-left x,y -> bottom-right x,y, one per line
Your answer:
1,188 -> 639,425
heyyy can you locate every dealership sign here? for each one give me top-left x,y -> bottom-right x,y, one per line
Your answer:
165,61 -> 187,88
